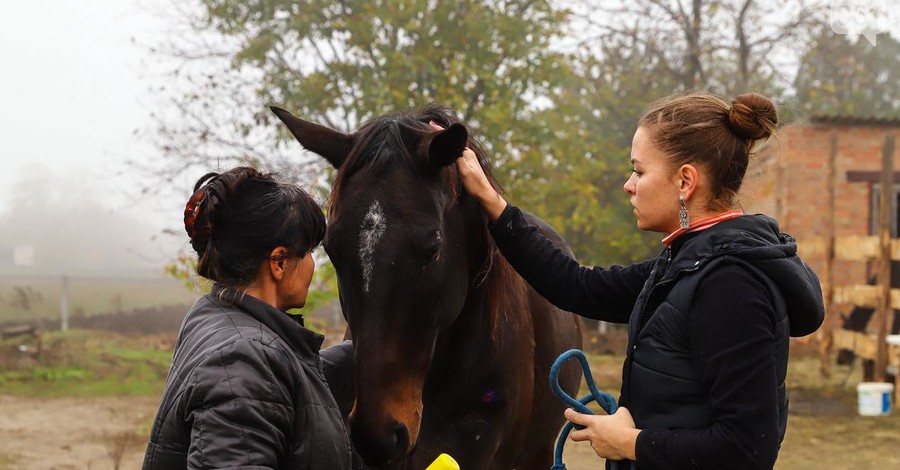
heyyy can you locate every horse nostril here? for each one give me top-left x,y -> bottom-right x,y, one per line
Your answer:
351,419 -> 411,468
391,423 -> 410,455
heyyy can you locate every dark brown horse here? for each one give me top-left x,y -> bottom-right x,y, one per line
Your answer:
272,105 -> 582,470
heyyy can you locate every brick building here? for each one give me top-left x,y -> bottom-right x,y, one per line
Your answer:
740,116 -> 900,301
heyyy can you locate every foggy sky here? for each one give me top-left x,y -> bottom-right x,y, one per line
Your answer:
0,0 -> 188,276
0,0 -> 189,273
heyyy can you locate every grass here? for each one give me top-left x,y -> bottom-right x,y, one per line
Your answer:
0,329 -> 173,397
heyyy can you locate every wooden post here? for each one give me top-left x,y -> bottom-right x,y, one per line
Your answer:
776,141 -> 787,227
819,134 -> 838,377
875,135 -> 896,382
60,275 -> 70,332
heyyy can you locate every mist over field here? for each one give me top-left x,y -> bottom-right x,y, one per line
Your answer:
0,165 -> 183,278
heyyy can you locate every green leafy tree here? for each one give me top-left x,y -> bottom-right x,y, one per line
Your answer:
505,32 -> 686,265
507,0 -> 828,266
150,0 -> 660,273
793,29 -> 900,118
151,0 -> 836,284
152,0 -> 568,168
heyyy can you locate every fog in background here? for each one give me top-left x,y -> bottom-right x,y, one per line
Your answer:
0,164 -> 180,276
0,0 -> 189,276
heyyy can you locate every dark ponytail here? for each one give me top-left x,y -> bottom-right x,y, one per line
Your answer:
183,166 -> 326,287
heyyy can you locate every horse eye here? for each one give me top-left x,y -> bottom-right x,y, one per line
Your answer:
421,231 -> 442,267
422,244 -> 440,267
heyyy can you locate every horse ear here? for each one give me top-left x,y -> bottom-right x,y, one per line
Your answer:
270,106 -> 354,168
426,122 -> 469,168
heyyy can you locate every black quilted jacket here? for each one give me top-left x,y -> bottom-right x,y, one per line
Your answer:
142,286 -> 355,470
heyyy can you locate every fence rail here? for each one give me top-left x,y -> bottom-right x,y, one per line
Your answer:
802,235 -> 900,261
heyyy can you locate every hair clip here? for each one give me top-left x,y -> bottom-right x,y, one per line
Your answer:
183,189 -> 207,238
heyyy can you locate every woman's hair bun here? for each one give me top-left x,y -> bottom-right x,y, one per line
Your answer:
728,93 -> 778,141
184,167 -> 266,254
182,166 -> 326,286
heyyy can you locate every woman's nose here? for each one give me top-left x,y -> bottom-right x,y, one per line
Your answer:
623,175 -> 635,194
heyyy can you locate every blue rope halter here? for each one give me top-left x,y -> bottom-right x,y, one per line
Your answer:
548,349 -> 634,470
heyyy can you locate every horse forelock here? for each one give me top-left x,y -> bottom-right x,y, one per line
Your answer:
327,107 -> 501,219
327,114 -> 420,220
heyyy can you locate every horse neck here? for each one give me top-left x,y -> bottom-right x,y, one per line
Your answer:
435,200 -> 526,360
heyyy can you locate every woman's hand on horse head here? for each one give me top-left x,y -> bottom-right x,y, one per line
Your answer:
456,148 -> 507,221
565,406 -> 640,462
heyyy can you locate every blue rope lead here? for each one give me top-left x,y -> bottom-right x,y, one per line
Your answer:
548,349 -> 619,470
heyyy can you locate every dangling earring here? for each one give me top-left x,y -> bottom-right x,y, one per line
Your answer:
679,194 -> 690,229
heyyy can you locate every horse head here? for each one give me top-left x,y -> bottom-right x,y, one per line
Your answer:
272,105 -> 499,468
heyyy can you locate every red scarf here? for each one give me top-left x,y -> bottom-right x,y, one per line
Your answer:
662,210 -> 745,248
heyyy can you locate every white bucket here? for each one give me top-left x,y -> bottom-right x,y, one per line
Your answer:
857,382 -> 894,416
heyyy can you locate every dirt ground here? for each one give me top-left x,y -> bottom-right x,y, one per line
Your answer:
2,341 -> 899,470
0,395 -> 156,470
1,392 -> 899,469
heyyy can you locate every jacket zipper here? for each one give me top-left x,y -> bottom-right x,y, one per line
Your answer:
623,248 -> 705,403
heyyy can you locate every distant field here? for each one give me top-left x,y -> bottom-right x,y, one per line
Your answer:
0,276 -> 199,323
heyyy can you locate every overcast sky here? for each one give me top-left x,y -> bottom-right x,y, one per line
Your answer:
1,0 -> 896,273
0,0 -> 188,269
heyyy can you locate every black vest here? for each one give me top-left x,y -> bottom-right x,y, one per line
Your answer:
611,247 -> 791,470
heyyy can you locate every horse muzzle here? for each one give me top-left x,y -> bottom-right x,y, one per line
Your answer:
350,410 -> 418,468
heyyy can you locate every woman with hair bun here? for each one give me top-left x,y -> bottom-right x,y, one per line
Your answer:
456,92 -> 824,469
143,166 -> 356,470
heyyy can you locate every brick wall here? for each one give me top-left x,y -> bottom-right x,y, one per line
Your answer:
742,121 -> 900,310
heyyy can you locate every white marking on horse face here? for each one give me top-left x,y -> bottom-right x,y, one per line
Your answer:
359,200 -> 387,292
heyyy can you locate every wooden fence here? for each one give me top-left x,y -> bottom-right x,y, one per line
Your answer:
811,135 -> 899,396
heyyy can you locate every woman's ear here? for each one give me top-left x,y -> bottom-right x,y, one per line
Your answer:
678,164 -> 700,198
268,247 -> 289,281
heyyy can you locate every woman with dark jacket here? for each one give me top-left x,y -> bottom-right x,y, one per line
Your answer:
143,167 -> 355,470
456,92 -> 825,469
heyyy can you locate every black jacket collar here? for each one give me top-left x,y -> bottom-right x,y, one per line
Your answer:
664,214 -> 824,337
211,284 -> 325,366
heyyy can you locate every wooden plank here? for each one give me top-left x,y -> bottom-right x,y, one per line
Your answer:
833,329 -> 900,367
875,135 -> 896,382
819,133 -> 838,378
894,239 -> 900,261
798,236 -> 900,261
834,236 -> 880,260
0,324 -> 36,340
847,170 -> 900,183
832,285 -> 900,309
833,285 -> 875,307
800,237 -> 826,257
833,329 -> 878,360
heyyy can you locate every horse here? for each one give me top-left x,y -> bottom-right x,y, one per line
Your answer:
271,105 -> 582,470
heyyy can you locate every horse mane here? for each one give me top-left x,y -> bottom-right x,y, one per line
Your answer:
328,105 -> 524,340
